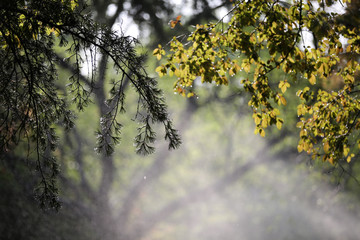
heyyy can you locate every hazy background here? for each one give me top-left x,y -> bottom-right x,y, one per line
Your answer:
1,1 -> 360,240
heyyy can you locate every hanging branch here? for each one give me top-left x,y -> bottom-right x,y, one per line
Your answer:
0,0 -> 181,209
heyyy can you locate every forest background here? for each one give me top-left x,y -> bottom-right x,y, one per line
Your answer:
1,0 -> 360,240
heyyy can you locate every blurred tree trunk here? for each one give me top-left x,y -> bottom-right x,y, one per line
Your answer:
55,1 -> 245,239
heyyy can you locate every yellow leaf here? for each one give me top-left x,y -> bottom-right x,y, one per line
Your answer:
259,128 -> 265,137
54,29 -> 61,37
70,0 -> 77,10
254,114 -> 261,125
279,95 -> 287,106
155,66 -> 165,77
229,68 -> 234,76
174,68 -> 180,77
343,145 -> 349,157
309,74 -> 316,85
318,64 -> 324,75
302,142 -> 309,151
234,63 -> 241,72
323,141 -> 330,153
347,154 -> 354,163
187,92 -> 194,98
297,143 -> 303,152
170,15 -> 182,28
297,106 -> 304,116
261,119 -> 267,128
346,44 -> 351,52
300,129 -> 307,137
219,68 -> 225,76
46,27 -> 54,36
242,62 -> 251,73
296,121 -> 303,128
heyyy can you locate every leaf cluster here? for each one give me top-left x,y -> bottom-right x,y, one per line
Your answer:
155,0 -> 360,165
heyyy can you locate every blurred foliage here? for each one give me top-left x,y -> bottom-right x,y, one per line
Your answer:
1,0 -> 360,240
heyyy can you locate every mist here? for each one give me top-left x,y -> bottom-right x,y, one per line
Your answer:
2,1 -> 360,240
98,95 -> 360,240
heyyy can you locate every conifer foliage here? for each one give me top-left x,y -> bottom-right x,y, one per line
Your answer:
0,0 -> 180,209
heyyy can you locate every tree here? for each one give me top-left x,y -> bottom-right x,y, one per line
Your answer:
155,0 -> 360,165
0,0 -> 180,209
2,1 -> 360,240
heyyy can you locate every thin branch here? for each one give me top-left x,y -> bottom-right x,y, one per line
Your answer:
55,54 -> 92,88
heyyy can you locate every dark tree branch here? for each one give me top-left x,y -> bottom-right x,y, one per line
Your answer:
55,54 -> 92,88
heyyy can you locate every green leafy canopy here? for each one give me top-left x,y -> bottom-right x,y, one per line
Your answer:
155,0 -> 360,165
